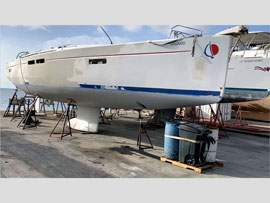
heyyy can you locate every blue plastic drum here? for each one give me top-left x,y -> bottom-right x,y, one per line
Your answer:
164,122 -> 186,160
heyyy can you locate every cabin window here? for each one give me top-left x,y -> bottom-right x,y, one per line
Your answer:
89,58 -> 107,64
36,58 -> 45,64
28,60 -> 35,65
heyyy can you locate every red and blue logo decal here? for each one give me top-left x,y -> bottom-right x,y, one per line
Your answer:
254,66 -> 270,72
204,42 -> 219,59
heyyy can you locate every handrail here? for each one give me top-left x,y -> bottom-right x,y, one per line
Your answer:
16,51 -> 30,59
170,25 -> 203,39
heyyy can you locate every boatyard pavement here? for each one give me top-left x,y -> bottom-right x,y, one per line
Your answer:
1,111 -> 269,178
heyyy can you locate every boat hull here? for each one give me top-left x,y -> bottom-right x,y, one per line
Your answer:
7,36 -> 232,108
222,51 -> 270,103
6,36 -> 232,132
14,83 -> 221,109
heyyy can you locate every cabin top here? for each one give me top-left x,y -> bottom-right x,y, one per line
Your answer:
215,25 -> 270,46
233,32 -> 270,46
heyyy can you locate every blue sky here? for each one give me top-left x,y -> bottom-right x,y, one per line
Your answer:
1,25 -> 269,88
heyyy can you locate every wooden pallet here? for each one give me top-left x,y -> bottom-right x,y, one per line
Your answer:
160,157 -> 223,174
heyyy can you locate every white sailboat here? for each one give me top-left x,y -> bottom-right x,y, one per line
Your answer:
6,29 -> 232,132
216,26 -> 270,103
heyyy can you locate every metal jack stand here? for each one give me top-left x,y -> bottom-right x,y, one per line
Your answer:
195,106 -> 205,124
209,104 -> 228,138
137,119 -> 154,150
11,94 -> 36,121
39,98 -> 53,114
55,102 -> 66,114
3,88 -> 18,117
50,102 -> 74,140
190,106 -> 200,123
17,96 -> 39,129
234,105 -> 246,125
100,108 -> 111,125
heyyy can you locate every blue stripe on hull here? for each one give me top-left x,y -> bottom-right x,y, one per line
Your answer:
225,87 -> 268,93
79,84 -> 221,97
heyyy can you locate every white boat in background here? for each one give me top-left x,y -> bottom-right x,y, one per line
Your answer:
216,26 -> 270,103
6,28 -> 232,132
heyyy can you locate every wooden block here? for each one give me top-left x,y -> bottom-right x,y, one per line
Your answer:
215,160 -> 224,167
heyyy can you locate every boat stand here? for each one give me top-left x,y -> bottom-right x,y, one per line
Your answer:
104,108 -> 118,120
195,106 -> 204,123
11,93 -> 35,121
208,104 -> 228,138
17,96 -> 39,129
55,102 -> 66,114
100,109 -> 111,125
137,119 -> 154,150
233,105 -> 246,125
3,88 -> 19,117
189,106 -> 201,123
50,102 -> 74,140
38,98 -> 52,114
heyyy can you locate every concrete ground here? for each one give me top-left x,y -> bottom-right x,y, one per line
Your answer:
0,110 -> 269,178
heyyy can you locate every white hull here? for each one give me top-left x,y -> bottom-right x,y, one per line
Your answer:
6,36 -> 232,132
222,50 -> 270,103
